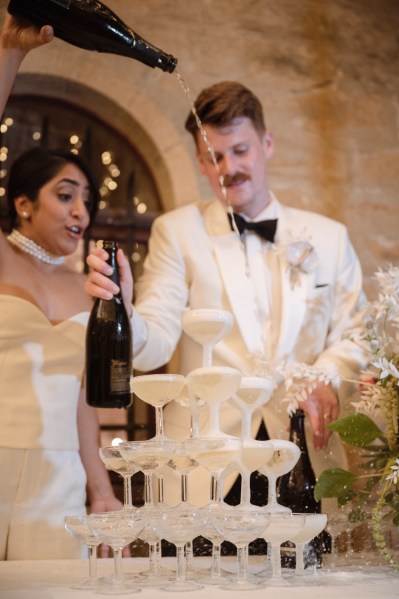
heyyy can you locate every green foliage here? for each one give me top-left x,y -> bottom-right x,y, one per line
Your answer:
314,468 -> 357,503
327,413 -> 385,447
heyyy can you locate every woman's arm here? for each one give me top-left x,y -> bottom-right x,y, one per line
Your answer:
0,14 -> 53,117
77,388 -> 122,513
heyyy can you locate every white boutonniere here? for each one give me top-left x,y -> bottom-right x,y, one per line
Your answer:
285,240 -> 318,289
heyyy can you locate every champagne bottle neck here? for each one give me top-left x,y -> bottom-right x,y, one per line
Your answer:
103,241 -> 121,291
289,409 -> 309,452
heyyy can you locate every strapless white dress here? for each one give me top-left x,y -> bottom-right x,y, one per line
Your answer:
0,295 -> 90,560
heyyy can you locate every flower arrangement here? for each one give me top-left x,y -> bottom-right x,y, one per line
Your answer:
314,265 -> 399,567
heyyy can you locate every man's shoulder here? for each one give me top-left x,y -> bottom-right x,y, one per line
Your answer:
153,200 -> 215,226
280,202 -> 346,232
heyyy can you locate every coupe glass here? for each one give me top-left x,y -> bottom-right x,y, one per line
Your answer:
173,383 -> 206,439
186,366 -> 242,437
184,436 -> 242,585
153,506 -> 206,592
118,438 -> 178,507
88,510 -> 145,595
131,373 -> 185,439
259,440 -> 301,513
99,445 -> 137,509
209,505 -> 271,590
167,445 -> 200,572
237,439 -> 274,506
262,512 -> 306,581
182,308 -> 234,367
231,376 -> 274,440
291,513 -> 328,576
64,515 -> 100,590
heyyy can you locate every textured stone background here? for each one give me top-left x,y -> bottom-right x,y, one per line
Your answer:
0,0 -> 398,297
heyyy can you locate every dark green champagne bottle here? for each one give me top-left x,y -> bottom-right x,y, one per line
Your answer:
7,0 -> 177,72
85,241 -> 133,409
277,409 -> 331,568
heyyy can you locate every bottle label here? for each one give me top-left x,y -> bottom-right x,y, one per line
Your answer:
110,359 -> 131,394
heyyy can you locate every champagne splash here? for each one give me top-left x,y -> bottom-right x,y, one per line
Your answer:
176,71 -> 239,236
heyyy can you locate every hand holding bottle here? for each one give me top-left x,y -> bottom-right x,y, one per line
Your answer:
85,245 -> 133,317
0,14 -> 53,121
1,13 -> 53,53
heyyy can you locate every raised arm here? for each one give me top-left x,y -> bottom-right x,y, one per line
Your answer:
0,13 -> 53,117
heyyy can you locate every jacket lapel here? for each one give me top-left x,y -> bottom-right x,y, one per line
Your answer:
273,202 -> 314,361
202,201 -> 265,355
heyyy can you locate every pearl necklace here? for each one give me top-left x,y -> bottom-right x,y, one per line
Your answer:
7,229 -> 66,265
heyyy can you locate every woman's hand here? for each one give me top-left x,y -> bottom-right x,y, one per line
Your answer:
1,13 -> 53,52
85,246 -> 134,317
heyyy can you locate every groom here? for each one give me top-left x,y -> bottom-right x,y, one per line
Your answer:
86,80 -> 367,506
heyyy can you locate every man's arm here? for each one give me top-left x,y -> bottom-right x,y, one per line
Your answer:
302,226 -> 367,450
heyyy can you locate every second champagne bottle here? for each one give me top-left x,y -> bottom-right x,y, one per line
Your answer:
85,240 -> 133,409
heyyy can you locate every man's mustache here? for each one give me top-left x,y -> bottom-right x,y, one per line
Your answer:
222,173 -> 250,187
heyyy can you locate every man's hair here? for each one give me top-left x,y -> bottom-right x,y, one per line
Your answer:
185,81 -> 266,145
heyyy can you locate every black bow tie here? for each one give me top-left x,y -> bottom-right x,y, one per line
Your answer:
228,212 -> 277,243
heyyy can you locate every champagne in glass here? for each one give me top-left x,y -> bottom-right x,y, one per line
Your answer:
131,373 -> 185,439
186,366 -> 242,437
182,308 -> 234,367
260,440 -> 300,513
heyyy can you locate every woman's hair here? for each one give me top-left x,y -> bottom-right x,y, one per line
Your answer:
7,147 -> 100,230
185,81 -> 266,145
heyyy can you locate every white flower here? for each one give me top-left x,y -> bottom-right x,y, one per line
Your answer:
386,458 -> 399,485
285,240 -> 318,289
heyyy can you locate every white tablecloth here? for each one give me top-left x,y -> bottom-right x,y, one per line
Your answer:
0,557 -> 398,599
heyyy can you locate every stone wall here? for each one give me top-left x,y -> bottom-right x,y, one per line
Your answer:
0,0 -> 398,297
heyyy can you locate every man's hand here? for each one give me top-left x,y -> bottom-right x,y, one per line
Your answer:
301,382 -> 339,450
1,13 -> 53,52
85,246 -> 134,316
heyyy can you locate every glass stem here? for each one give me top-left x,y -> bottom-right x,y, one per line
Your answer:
211,542 -> 222,577
88,545 -> 97,582
202,343 -> 213,367
210,474 -> 221,503
144,472 -> 153,505
190,403 -> 200,438
208,405 -> 220,434
237,545 -> 247,581
240,470 -> 251,505
123,475 -> 133,507
176,544 -> 186,582
181,473 -> 189,503
267,474 -> 277,506
155,406 -> 164,437
157,475 -> 165,504
149,542 -> 159,576
295,543 -> 305,576
271,543 -> 282,577
113,547 -> 123,583
241,411 -> 252,439
185,540 -> 193,570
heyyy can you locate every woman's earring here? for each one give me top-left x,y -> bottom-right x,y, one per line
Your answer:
22,212 -> 29,219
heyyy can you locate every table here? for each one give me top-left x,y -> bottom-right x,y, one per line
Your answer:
0,557 -> 398,599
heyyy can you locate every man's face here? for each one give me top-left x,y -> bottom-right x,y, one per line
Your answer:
196,116 -> 274,219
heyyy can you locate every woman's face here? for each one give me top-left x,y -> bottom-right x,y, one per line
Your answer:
18,162 -> 93,257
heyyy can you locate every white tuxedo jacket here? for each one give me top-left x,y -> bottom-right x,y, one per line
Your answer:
133,197 -> 366,505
